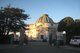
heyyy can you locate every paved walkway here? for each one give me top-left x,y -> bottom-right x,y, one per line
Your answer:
0,42 -> 80,53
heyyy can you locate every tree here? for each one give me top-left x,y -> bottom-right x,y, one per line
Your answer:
73,19 -> 80,35
0,6 -> 29,43
58,16 -> 74,31
57,16 -> 74,44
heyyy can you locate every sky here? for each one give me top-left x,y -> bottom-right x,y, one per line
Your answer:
0,0 -> 80,24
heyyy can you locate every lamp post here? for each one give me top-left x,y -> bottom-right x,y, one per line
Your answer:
62,31 -> 66,45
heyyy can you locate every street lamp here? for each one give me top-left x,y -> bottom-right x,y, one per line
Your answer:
62,31 -> 66,45
63,31 -> 66,34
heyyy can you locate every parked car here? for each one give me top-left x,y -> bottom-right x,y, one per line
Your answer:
70,36 -> 80,46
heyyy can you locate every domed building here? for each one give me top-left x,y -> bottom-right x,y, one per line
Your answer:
25,14 -> 58,41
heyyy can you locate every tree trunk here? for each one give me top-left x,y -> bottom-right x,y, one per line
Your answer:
66,31 -> 71,45
13,31 -> 16,38
6,29 -> 10,36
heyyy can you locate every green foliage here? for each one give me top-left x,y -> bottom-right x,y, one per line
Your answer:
58,17 -> 80,44
73,19 -> 80,35
0,6 -> 29,36
58,16 -> 74,32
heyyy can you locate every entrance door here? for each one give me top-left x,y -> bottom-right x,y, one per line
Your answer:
41,35 -> 44,39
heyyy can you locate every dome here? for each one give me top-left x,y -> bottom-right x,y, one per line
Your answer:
36,14 -> 54,25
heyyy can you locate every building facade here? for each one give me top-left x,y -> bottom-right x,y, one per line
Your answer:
25,14 -> 59,41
